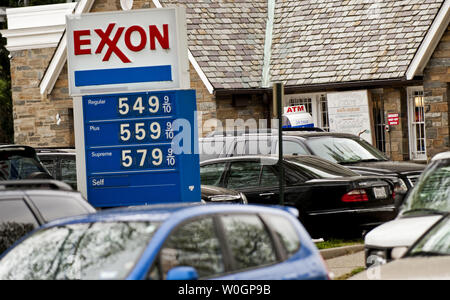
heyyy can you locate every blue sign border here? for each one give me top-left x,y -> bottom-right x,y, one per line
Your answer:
82,89 -> 200,207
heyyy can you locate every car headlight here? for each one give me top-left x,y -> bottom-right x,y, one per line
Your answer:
366,249 -> 388,268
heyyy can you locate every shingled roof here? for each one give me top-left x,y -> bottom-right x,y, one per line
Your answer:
162,0 -> 268,90
270,0 -> 445,86
160,0 -> 445,90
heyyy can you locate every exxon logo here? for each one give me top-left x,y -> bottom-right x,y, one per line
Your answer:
73,23 -> 170,63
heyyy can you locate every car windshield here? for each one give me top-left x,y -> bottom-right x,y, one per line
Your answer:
401,159 -> 450,216
286,156 -> 360,178
0,155 -> 47,180
0,221 -> 159,280
305,136 -> 388,164
407,215 -> 450,257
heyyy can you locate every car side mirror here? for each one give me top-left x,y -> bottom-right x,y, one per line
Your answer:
166,266 -> 199,280
391,246 -> 408,260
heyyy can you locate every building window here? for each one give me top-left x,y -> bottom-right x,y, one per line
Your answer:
371,91 -> 386,154
408,87 -> 426,160
284,93 -> 329,131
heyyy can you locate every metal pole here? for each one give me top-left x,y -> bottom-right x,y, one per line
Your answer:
274,82 -> 285,206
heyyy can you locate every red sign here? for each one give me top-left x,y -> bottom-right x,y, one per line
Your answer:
284,105 -> 306,114
387,113 -> 399,126
73,23 -> 170,63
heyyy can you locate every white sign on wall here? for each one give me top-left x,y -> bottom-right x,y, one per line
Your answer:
327,90 -> 373,144
66,7 -> 190,96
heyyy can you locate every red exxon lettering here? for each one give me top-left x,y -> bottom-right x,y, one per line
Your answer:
72,23 -> 170,63
95,23 -> 131,63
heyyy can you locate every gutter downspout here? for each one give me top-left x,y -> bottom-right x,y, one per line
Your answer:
261,0 -> 275,88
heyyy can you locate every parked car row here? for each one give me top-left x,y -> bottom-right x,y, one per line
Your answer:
199,130 -> 425,207
1,134 -> 446,280
200,155 -> 397,238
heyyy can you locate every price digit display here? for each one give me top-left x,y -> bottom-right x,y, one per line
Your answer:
120,147 -> 175,169
83,90 -> 199,208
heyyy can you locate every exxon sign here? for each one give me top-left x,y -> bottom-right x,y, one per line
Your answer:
66,8 -> 190,96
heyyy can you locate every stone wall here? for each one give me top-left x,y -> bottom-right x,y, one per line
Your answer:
423,24 -> 450,159
215,94 -> 269,133
10,48 -> 74,147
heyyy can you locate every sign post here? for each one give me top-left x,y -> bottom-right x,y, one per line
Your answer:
67,8 -> 200,207
273,83 -> 285,206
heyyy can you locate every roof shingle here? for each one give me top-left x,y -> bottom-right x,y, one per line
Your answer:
160,0 -> 445,90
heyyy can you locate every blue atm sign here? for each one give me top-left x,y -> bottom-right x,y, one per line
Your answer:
82,90 -> 200,207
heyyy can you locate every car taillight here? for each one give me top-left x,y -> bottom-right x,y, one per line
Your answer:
341,189 -> 369,202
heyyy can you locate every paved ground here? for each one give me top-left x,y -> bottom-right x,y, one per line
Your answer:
325,250 -> 365,280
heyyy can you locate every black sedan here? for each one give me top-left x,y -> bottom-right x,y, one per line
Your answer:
200,155 -> 397,238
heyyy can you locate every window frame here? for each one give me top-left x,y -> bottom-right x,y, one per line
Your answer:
215,213 -> 284,274
147,212 -> 289,280
0,197 -> 41,228
199,162 -> 229,187
224,160 -> 264,190
284,93 -> 329,131
407,86 -> 427,161
147,214 -> 229,280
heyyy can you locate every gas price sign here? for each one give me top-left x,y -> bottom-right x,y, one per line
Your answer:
82,89 -> 200,207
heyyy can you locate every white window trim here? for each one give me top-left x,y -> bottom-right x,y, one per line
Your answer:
284,93 -> 328,129
407,86 -> 427,161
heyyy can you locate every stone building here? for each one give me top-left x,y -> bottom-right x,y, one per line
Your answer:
1,0 -> 450,162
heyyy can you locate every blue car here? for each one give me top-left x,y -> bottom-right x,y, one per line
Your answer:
0,203 -> 329,280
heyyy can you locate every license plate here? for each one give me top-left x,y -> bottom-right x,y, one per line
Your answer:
373,187 -> 387,199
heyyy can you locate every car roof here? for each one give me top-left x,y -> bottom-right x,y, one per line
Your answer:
42,203 -> 297,228
200,154 -> 333,164
200,131 -> 360,140
0,180 -> 73,191
36,148 -> 76,154
431,151 -> 450,162
0,145 -> 38,154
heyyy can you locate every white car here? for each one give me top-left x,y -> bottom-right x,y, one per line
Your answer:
364,151 -> 450,267
353,213 -> 450,280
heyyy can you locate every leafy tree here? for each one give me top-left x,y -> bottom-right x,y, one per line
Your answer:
0,0 -> 72,143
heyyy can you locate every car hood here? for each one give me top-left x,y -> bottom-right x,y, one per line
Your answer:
350,256 -> 450,280
346,161 -> 425,176
365,215 -> 442,248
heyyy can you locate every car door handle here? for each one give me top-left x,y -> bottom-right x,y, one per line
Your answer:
259,192 -> 275,197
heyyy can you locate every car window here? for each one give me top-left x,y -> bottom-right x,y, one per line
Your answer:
200,163 -> 226,186
263,214 -> 301,257
305,136 -> 387,164
0,222 -> 158,280
200,138 -> 234,161
0,200 -> 39,254
158,217 -> 224,279
40,159 -> 57,178
0,156 -> 48,180
260,166 -> 278,187
232,138 -> 272,156
282,140 -> 309,155
61,159 -> 77,190
408,215 -> 450,257
227,161 -> 261,189
30,194 -> 92,222
221,214 -> 277,271
286,156 -> 359,178
402,160 -> 450,214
